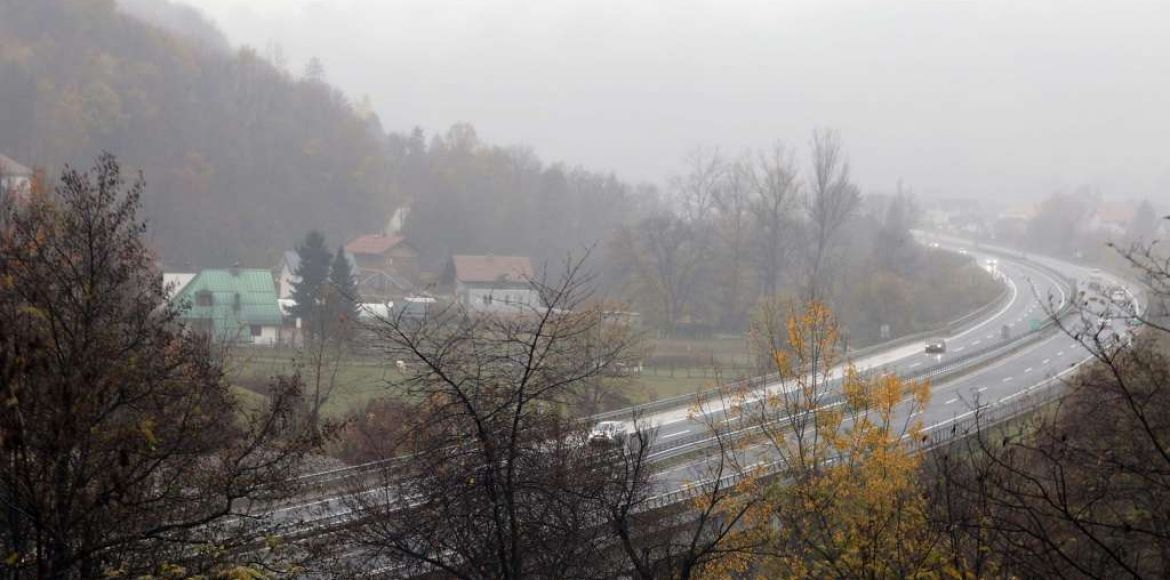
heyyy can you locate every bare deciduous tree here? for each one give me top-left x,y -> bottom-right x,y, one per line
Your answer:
672,147 -> 726,225
747,144 -> 801,299
805,129 -> 861,300
0,154 -> 317,578
612,213 -> 707,333
337,258 -> 640,578
600,412 -> 764,580
330,257 -> 754,578
929,235 -> 1170,578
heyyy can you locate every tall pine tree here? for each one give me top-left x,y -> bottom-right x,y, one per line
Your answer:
290,230 -> 331,337
327,245 -> 361,335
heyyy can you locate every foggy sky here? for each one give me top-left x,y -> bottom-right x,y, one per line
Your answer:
184,0 -> 1170,203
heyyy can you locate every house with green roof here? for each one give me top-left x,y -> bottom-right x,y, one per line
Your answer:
173,267 -> 284,345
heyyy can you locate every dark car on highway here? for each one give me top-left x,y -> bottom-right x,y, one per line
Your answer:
925,337 -> 947,354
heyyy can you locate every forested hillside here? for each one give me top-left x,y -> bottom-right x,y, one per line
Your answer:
0,0 -> 641,270
391,124 -> 644,271
0,0 -> 394,266
0,0 -> 996,342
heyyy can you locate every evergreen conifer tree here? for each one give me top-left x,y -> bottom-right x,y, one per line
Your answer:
290,230 -> 331,337
327,245 -> 361,335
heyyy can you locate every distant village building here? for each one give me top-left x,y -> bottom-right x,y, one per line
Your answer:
0,154 -> 33,203
345,234 -> 419,299
162,272 -> 196,300
449,255 -> 540,314
384,206 -> 410,236
1087,202 -> 1136,238
173,267 -> 284,345
275,249 -> 359,300
393,295 -> 436,319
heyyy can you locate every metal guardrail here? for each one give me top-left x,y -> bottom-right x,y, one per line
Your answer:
269,246 -> 1115,556
641,264 -> 1077,465
285,252 -> 1070,507
589,275 -> 1015,424
641,370 -> 1074,513
287,252 -> 1060,494
639,244 -> 1147,512
915,382 -> 1066,452
286,244 -> 1036,490
267,307 -> 1084,543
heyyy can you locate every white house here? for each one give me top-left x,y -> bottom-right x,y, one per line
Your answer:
0,154 -> 33,202
162,272 -> 196,300
449,255 -> 541,314
276,249 -> 359,300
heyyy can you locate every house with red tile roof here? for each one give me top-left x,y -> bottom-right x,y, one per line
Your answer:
344,234 -> 419,299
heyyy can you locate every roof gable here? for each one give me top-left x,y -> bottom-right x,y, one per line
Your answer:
174,269 -> 283,327
452,255 -> 534,284
346,234 -> 411,256
162,273 -> 196,299
0,154 -> 32,176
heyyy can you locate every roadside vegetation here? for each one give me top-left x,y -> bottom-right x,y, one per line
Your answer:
1,156 -> 321,577
6,2 -> 1164,577
4,154 -> 1168,578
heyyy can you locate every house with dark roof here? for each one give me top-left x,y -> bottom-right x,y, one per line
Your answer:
449,255 -> 540,314
173,267 -> 284,345
344,234 -> 419,299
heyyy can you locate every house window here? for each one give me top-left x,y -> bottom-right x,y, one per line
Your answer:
250,325 -> 263,337
195,290 -> 213,307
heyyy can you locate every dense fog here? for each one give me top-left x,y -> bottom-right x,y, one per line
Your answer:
184,0 -> 1170,202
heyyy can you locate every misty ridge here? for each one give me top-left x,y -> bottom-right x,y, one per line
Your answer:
2,0 -> 1170,579
5,0 -> 1157,339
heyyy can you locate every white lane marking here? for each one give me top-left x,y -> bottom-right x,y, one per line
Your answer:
945,398 -> 958,405
977,387 -> 988,392
908,362 -> 921,368
1042,359 -> 1050,365
659,417 -> 686,427
1024,367 -> 1033,373
955,346 -> 966,352
1057,351 -> 1064,357
985,333 -> 994,339
971,340 -> 982,346
1002,376 -> 1014,382
660,430 -> 691,439
952,273 -> 1019,340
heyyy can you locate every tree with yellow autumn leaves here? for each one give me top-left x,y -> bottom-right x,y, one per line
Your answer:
691,299 -> 953,578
